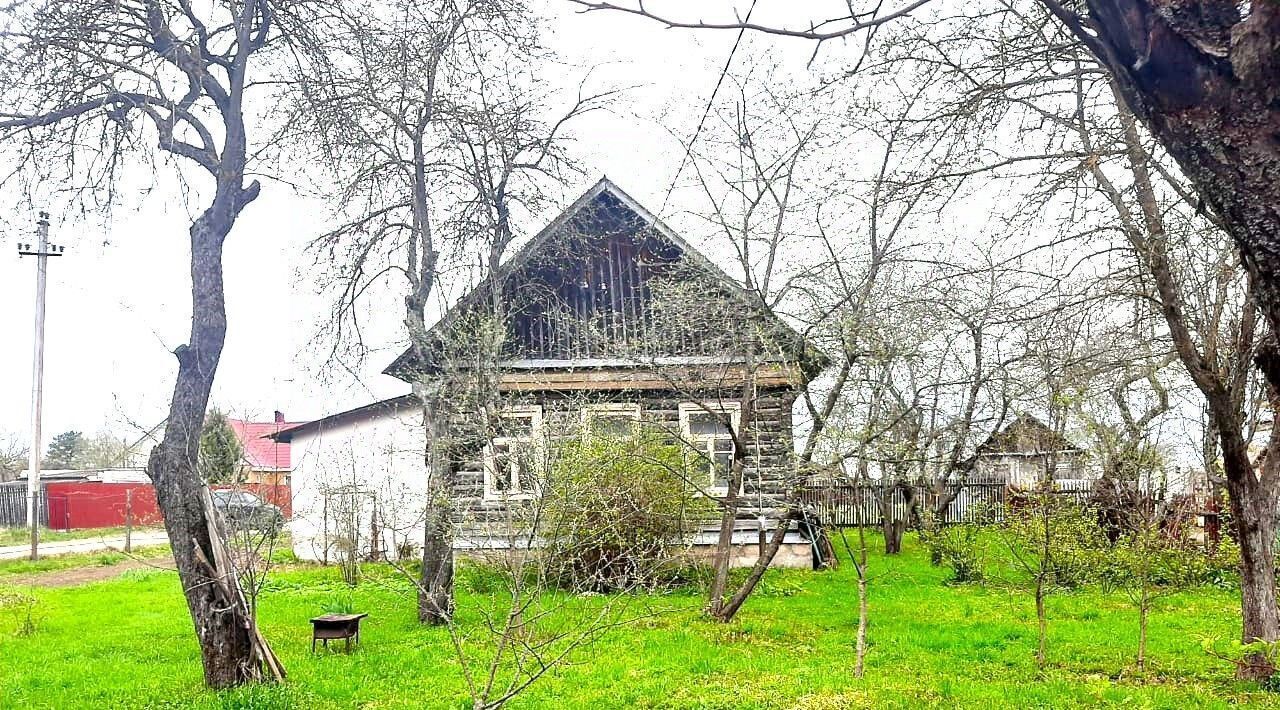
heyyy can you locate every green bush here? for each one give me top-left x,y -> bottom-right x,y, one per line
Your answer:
321,592 -> 355,615
1191,536 -> 1242,589
922,524 -> 986,584
1001,497 -> 1106,590
0,586 -> 40,636
540,431 -> 711,592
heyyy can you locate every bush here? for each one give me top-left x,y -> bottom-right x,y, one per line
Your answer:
321,592 -> 355,615
540,432 -> 711,592
922,524 -> 986,584
1193,537 -> 1242,589
0,587 -> 40,636
1001,497 -> 1106,590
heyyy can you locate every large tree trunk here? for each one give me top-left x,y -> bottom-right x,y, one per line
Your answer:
1076,1 -> 1280,354
418,385 -> 454,624
1225,468 -> 1280,679
147,198 -> 260,688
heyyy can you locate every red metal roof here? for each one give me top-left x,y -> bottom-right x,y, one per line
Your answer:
228,418 -> 301,471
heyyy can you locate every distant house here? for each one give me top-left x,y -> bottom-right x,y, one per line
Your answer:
277,178 -> 826,567
227,412 -> 299,486
974,414 -> 1090,487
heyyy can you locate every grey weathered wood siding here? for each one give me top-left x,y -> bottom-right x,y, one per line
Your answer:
448,383 -> 798,545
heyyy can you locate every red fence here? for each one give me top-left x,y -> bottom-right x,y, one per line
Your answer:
44,482 -> 163,531
37,481 -> 292,530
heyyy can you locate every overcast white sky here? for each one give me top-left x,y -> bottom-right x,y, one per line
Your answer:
0,2 -> 844,445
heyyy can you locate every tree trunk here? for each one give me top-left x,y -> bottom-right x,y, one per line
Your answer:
1137,591 -> 1149,673
855,562 -> 868,679
1226,473 -> 1280,679
713,509 -> 800,622
1035,580 -> 1047,669
705,493 -> 738,619
883,517 -> 904,555
1077,1 -> 1280,360
418,385 -> 454,624
881,480 -> 913,554
147,202 -> 260,688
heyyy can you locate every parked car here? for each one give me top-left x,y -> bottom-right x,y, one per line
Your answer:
211,489 -> 284,534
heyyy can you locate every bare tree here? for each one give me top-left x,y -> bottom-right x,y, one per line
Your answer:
0,0 -> 333,686
301,0 -> 611,624
836,4 -> 1279,676
0,433 -> 27,483
571,1 -> 1280,375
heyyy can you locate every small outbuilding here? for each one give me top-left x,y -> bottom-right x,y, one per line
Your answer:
974,414 -> 1090,487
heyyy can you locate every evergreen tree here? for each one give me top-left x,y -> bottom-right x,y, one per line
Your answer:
43,431 -> 88,469
199,410 -> 244,484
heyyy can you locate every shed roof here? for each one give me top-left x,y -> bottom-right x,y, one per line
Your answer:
269,394 -> 419,443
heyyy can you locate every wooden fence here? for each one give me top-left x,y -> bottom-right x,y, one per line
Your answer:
0,485 -> 48,527
798,480 -> 1096,527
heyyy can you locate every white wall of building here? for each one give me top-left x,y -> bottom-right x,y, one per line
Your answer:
289,404 -> 427,562
975,451 -> 1093,487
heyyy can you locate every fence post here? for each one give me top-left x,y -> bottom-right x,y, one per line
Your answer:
125,489 -> 133,554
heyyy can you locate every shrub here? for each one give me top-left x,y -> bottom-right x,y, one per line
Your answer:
922,524 -> 986,584
540,431 -> 711,592
1002,498 -> 1105,590
0,587 -> 40,636
1193,537 -> 1242,589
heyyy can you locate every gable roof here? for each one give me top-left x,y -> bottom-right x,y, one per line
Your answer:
384,177 -> 825,381
228,418 -> 302,471
976,414 -> 1080,455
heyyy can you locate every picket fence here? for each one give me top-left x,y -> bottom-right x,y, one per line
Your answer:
798,479 -> 1096,527
0,485 -> 48,527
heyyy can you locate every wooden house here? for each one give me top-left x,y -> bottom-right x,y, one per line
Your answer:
279,178 -> 826,567
974,414 -> 1091,487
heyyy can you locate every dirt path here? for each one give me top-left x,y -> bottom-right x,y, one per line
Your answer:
5,556 -> 176,588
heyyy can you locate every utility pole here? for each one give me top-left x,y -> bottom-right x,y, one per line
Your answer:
17,212 -> 64,561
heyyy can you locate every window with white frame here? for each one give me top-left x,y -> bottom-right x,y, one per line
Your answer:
679,402 -> 741,495
582,403 -> 641,438
484,406 -> 543,500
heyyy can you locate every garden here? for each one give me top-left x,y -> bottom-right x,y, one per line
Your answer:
0,529 -> 1275,709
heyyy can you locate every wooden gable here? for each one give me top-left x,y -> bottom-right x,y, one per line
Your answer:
977,414 -> 1080,455
386,179 -> 822,382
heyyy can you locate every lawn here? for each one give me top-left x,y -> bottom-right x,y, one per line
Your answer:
0,533 -> 1275,709
0,544 -> 172,579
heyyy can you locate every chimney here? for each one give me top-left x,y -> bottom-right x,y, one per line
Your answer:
274,410 -> 285,424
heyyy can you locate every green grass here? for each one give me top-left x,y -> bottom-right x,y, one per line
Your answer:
0,533 -> 1274,709
0,525 -> 164,546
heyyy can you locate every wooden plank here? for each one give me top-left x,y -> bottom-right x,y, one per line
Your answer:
496,364 -> 803,392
